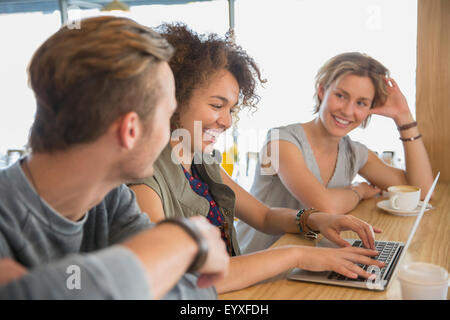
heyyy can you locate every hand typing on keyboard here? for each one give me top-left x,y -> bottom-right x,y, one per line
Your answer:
296,245 -> 386,280
306,212 -> 383,250
327,240 -> 398,282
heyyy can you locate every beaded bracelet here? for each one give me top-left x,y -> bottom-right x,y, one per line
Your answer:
399,134 -> 422,142
295,209 -> 305,233
296,208 -> 319,239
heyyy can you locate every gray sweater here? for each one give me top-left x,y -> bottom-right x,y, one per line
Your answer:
0,160 -> 216,299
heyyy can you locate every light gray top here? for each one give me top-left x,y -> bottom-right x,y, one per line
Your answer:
236,123 -> 369,253
0,160 -> 216,299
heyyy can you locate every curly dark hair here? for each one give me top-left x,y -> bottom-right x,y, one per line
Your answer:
156,23 -> 265,129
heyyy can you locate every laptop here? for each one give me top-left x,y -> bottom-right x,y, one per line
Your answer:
288,172 -> 440,291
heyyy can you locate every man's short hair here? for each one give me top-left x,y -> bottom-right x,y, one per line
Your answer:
27,16 -> 174,153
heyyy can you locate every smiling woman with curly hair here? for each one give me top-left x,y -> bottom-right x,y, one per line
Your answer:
157,23 -> 264,129
129,24 -> 385,294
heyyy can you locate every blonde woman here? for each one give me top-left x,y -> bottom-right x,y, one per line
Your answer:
237,52 -> 433,254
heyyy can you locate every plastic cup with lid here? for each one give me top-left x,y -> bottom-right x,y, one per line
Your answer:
397,262 -> 449,300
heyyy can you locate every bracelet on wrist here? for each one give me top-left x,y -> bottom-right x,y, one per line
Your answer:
397,121 -> 417,131
157,217 -> 208,273
296,208 -> 319,240
399,133 -> 422,142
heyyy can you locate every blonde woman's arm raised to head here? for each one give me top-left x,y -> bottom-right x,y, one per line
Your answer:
363,78 -> 434,199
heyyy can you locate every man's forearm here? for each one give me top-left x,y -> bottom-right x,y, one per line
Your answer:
121,222 -> 198,299
0,246 -> 150,299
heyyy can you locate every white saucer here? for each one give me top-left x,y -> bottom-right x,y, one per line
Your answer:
376,200 -> 433,216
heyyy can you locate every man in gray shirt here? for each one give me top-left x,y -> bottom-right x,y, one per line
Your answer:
0,16 -> 229,299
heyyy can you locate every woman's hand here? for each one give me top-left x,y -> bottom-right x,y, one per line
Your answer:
352,182 -> 381,200
296,246 -> 384,279
307,212 -> 382,250
369,78 -> 412,124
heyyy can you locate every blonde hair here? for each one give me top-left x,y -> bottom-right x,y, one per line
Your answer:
313,52 -> 389,128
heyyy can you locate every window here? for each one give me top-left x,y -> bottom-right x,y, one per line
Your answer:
0,0 -> 418,179
0,0 -> 228,165
0,10 -> 61,157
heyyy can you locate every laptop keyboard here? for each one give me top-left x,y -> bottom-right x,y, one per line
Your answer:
327,240 -> 400,282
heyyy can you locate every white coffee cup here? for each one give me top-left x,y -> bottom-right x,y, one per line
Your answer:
387,185 -> 421,211
397,262 -> 449,300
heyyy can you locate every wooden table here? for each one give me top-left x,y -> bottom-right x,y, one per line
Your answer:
220,182 -> 450,300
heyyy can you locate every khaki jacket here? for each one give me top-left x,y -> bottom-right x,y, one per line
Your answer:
130,144 -> 240,256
